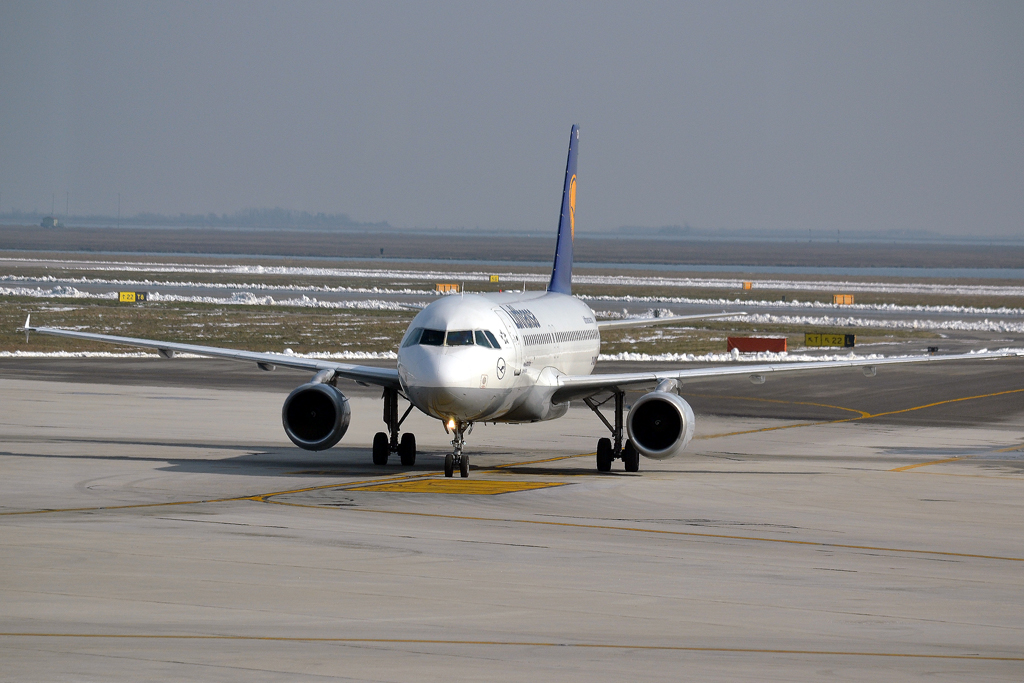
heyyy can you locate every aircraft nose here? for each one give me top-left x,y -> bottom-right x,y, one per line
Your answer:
399,348 -> 491,420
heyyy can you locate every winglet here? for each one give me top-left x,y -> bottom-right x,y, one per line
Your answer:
547,125 -> 579,295
20,314 -> 32,343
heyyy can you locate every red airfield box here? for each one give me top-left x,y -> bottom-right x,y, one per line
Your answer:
727,337 -> 787,353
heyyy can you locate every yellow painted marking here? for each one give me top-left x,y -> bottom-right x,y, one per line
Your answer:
698,387 -> 1024,441
696,420 -> 826,440
995,443 -> 1024,453
890,456 -> 972,472
4,385 -> 1021,568
346,479 -> 565,495
687,393 -> 871,417
0,633 -> 1019,660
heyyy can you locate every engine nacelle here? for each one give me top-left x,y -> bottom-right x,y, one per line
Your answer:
282,383 -> 351,451
626,390 -> 695,460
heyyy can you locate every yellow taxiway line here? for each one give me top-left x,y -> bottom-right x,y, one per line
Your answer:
697,386 -> 1024,442
890,456 -> 973,472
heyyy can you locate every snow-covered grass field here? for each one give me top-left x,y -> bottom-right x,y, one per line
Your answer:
2,256 -> 1021,358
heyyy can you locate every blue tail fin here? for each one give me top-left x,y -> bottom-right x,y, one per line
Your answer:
547,125 -> 579,295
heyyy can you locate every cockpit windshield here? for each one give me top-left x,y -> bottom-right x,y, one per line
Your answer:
403,327 -> 502,349
418,329 -> 445,346
445,330 -> 474,346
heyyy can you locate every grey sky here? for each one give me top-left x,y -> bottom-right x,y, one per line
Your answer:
1,1 -> 1022,236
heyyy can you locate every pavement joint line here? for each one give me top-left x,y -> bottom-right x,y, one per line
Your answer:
0,634 -> 1020,660
254,499 -> 1024,563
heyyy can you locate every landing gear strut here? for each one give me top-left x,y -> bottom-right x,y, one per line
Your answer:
372,387 -> 416,466
443,421 -> 471,478
584,390 -> 639,473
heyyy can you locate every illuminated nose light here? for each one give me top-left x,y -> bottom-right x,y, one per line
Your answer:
447,418 -> 456,430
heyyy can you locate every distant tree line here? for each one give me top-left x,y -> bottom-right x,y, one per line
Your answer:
0,207 -> 391,231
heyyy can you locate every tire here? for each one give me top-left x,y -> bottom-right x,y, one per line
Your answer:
596,437 -> 613,472
460,453 -> 470,478
623,440 -> 640,473
444,453 -> 454,477
399,433 -> 416,466
372,432 -> 389,465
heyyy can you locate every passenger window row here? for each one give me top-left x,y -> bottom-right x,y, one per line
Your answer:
403,328 -> 501,349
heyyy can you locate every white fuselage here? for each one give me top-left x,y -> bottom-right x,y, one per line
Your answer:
396,291 -> 600,424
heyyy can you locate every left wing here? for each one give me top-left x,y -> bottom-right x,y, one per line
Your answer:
597,311 -> 740,331
20,316 -> 401,389
551,349 -> 1021,403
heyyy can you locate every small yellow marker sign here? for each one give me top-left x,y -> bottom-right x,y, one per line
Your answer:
118,291 -> 148,303
490,275 -> 500,283
805,333 -> 856,348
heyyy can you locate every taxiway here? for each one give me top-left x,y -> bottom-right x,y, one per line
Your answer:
1,358 -> 1022,681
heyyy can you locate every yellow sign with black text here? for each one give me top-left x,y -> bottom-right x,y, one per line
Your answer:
118,291 -> 148,303
805,333 -> 855,348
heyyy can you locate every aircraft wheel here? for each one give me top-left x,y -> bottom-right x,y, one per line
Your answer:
460,454 -> 470,478
444,453 -> 455,477
623,440 -> 640,472
372,432 -> 389,465
399,433 -> 416,466
596,438 -> 613,472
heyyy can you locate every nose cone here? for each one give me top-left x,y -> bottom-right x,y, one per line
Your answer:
399,346 -> 495,421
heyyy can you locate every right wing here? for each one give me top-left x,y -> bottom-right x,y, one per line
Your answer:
551,349 -> 1022,403
20,316 -> 401,390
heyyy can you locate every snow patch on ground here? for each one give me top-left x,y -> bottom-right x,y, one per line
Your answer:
5,257 -> 1023,296
0,285 -> 421,311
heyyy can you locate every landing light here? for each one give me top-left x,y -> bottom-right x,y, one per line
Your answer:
447,418 -> 456,430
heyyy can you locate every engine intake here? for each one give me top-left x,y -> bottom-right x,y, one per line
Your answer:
626,390 -> 695,460
282,383 -> 351,451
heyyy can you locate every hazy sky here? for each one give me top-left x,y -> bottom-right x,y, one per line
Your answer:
1,1 -> 1022,236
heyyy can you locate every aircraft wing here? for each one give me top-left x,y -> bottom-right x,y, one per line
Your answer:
551,349 -> 1021,403
21,317 -> 402,390
597,311 -> 741,330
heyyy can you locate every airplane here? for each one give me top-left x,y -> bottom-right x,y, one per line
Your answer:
19,125 -> 1021,477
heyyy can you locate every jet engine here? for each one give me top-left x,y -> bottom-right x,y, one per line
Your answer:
282,383 -> 351,451
625,385 -> 695,460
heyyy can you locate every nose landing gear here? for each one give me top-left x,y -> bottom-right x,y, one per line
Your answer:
443,421 -> 471,478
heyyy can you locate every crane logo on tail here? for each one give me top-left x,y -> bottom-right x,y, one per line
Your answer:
569,174 -> 577,240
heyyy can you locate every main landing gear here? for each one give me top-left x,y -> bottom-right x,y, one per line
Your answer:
584,390 -> 640,473
372,387 -> 417,466
443,421 -> 471,478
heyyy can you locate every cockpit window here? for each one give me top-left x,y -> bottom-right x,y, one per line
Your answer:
418,328 -> 445,346
402,327 -> 423,348
445,330 -> 475,346
411,328 -> 501,348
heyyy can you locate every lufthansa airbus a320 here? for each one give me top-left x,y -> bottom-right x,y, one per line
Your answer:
20,126 -> 1020,477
